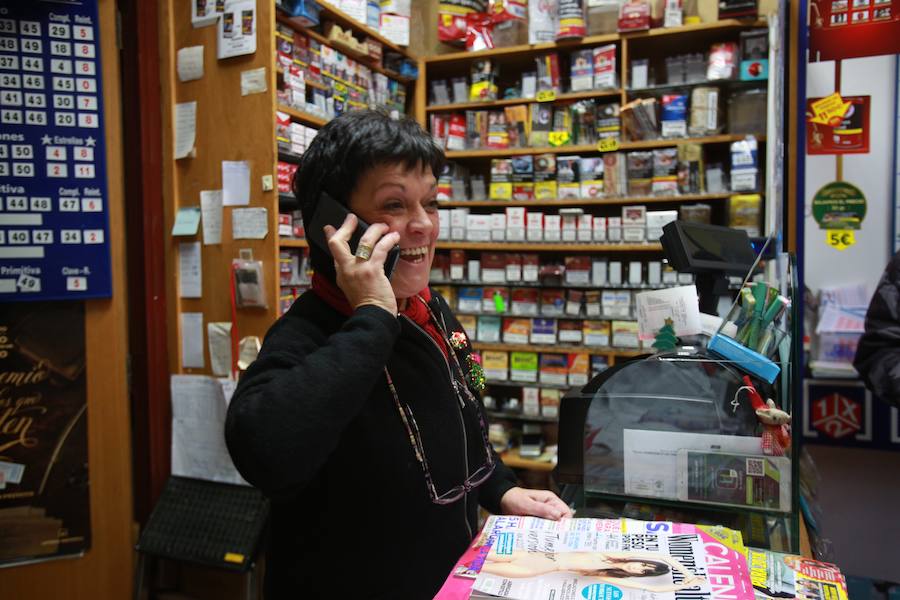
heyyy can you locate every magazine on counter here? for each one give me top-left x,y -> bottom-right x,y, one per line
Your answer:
745,548 -> 848,600
434,517 -> 754,600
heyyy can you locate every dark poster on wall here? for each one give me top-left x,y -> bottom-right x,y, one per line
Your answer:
809,0 -> 900,61
0,302 -> 90,565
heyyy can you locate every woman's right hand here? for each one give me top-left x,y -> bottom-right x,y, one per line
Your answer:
324,214 -> 399,316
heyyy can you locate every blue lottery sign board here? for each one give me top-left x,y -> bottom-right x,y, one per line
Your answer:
0,0 -> 111,301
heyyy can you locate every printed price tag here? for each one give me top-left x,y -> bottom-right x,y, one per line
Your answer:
16,273 -> 41,292
597,137 -> 620,152
536,89 -> 556,103
826,230 -> 855,250
548,131 -> 570,147
809,92 -> 852,126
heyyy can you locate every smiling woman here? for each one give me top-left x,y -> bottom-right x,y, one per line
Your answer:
224,110 -> 572,600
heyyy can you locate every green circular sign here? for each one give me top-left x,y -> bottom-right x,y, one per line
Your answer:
812,181 -> 866,230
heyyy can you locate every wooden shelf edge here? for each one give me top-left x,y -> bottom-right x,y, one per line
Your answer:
279,238 -> 308,248
277,104 -> 329,128
500,450 -> 557,472
472,341 -> 643,356
435,242 -> 663,252
437,193 -> 733,208
425,19 -> 768,64
444,134 -> 765,158
426,89 -> 622,112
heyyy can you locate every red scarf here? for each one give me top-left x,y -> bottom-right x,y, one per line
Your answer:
311,273 -> 448,357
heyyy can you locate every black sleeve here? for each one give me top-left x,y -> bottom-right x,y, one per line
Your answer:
431,290 -> 519,513
225,304 -> 401,499
854,252 -> 900,406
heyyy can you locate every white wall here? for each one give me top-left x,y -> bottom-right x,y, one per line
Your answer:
803,55 -> 897,296
803,55 -> 900,584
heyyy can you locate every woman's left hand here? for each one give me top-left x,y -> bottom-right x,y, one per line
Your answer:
499,487 -> 574,520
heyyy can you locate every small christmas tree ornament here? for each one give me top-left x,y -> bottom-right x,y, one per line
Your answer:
652,318 -> 678,352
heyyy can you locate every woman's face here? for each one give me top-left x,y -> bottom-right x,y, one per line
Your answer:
621,561 -> 660,576
349,162 -> 439,300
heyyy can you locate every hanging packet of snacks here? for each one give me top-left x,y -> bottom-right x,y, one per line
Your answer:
438,0 -> 488,43
465,11 -> 496,51
556,0 -> 586,39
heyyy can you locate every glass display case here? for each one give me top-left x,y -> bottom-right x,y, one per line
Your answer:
557,254 -> 800,552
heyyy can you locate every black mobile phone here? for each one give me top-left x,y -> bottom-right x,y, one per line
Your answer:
306,191 -> 400,279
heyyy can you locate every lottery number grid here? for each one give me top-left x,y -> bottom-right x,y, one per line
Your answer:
0,0 -> 111,301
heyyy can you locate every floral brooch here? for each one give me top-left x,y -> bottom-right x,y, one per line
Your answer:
449,330 -> 485,392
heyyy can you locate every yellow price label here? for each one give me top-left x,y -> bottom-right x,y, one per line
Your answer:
548,131 -> 571,147
536,89 -> 556,103
826,229 -> 855,251
809,92 -> 852,126
597,137 -> 619,152
224,552 -> 246,564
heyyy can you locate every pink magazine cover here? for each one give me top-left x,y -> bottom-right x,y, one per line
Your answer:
434,517 -> 755,600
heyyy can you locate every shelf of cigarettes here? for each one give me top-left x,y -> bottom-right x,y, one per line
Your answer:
480,352 -> 610,391
430,49 -> 618,107
437,139 -> 762,202
275,23 -> 408,121
438,204 -> 692,244
431,252 -> 698,289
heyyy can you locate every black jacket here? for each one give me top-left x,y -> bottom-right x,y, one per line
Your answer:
225,290 -> 518,599
854,251 -> 900,406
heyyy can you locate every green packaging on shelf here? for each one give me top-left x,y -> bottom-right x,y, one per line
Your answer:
539,353 -> 568,386
503,317 -> 531,344
510,351 -> 539,382
568,352 -> 590,386
530,318 -> 558,344
583,320 -> 611,347
477,315 -> 502,343
482,350 -> 509,381
482,286 -> 510,313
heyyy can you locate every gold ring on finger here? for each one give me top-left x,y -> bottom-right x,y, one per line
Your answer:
355,243 -> 374,261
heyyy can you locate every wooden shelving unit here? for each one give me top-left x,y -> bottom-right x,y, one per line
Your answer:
473,341 -> 642,357
277,104 -> 329,128
420,17 -> 775,473
279,238 -> 308,248
500,449 -> 556,472
426,88 -> 622,112
443,134 -> 765,159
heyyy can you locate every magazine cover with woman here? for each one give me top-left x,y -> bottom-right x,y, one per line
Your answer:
435,516 -> 755,600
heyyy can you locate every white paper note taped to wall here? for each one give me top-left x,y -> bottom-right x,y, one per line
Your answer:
174,101 -> 197,159
232,207 -> 268,239
200,190 -> 223,244
181,312 -> 205,369
170,375 -> 247,485
241,67 -> 267,95
179,241 -> 203,298
208,321 -> 233,377
222,160 -> 250,206
177,46 -> 204,82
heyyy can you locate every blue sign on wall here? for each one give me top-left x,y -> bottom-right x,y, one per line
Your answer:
0,0 -> 111,301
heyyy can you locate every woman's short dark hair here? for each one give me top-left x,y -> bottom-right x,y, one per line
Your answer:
291,110 -> 445,278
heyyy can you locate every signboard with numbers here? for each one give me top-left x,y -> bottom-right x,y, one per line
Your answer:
0,0 -> 111,301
